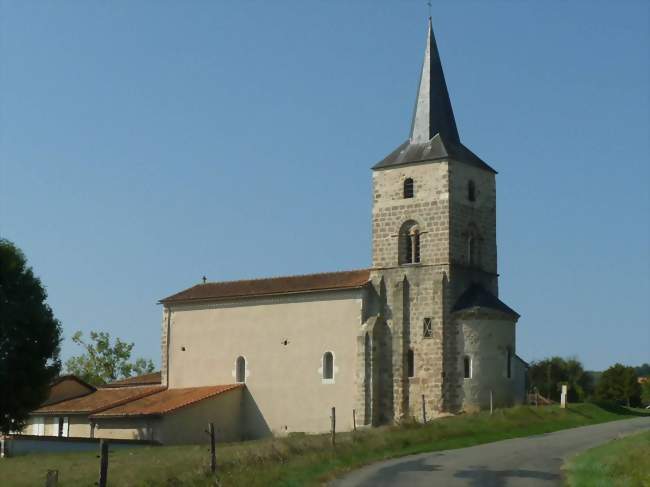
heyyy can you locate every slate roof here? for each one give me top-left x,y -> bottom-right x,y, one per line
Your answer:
32,386 -> 165,415
373,18 -> 495,173
92,385 -> 242,418
452,283 -> 519,317
160,269 -> 371,304
103,372 -> 162,388
373,135 -> 495,172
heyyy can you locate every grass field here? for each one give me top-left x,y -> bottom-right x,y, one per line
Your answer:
564,429 -> 650,487
1,403 -> 647,487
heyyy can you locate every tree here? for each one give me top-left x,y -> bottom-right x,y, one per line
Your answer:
641,381 -> 650,407
0,239 -> 62,434
528,356 -> 593,402
595,363 -> 642,407
634,363 -> 650,377
65,330 -> 155,385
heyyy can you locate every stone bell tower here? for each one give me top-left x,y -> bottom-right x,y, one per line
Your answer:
356,17 -> 521,424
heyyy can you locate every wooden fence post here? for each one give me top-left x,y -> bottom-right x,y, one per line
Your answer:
421,394 -> 427,423
205,422 -> 216,474
352,409 -> 357,432
489,390 -> 493,415
45,470 -> 58,487
98,439 -> 109,487
330,407 -> 336,447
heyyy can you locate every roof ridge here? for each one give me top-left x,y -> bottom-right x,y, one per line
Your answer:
195,268 -> 370,287
90,386 -> 166,414
102,371 -> 161,388
160,268 -> 371,304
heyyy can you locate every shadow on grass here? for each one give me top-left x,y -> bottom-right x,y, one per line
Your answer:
589,401 -> 650,417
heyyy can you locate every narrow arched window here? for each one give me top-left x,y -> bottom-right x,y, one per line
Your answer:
404,178 -> 414,198
407,349 -> 415,378
468,180 -> 476,202
467,236 -> 480,266
236,356 -> 246,383
467,237 -> 475,265
506,348 -> 512,379
323,352 -> 334,380
464,356 -> 472,379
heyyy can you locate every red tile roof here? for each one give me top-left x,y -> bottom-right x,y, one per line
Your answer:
49,375 -> 96,391
103,372 -> 162,388
33,386 -> 165,415
91,385 -> 242,418
160,269 -> 371,304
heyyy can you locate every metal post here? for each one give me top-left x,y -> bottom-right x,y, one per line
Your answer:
98,439 -> 109,487
352,409 -> 357,432
421,394 -> 427,423
330,407 -> 336,447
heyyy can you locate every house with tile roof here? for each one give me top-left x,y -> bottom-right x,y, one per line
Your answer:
22,374 -> 244,444
21,17 -> 527,445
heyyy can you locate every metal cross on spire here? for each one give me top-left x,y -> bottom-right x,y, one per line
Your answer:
427,1 -> 432,18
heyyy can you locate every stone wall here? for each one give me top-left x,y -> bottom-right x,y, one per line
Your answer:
369,161 -> 451,422
372,162 -> 450,269
448,160 -> 498,293
456,309 -> 519,411
368,157 -> 506,419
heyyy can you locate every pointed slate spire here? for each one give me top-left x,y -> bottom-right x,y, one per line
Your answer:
409,18 -> 460,144
373,18 -> 495,173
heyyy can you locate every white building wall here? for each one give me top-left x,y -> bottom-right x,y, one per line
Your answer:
165,289 -> 364,437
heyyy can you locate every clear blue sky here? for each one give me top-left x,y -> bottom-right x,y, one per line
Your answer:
1,1 -> 648,371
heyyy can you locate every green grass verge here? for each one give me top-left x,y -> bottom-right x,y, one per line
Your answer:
564,429 -> 650,487
1,403 -> 647,486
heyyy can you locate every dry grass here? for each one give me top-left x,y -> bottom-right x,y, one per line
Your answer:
1,403 -> 647,486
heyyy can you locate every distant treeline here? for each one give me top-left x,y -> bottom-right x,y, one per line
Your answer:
528,358 -> 649,407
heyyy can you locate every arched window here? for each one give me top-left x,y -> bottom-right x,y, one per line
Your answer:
463,356 -> 472,379
506,348 -> 512,379
400,221 -> 421,265
323,352 -> 334,380
407,349 -> 415,378
468,180 -> 476,202
467,236 -> 477,266
236,356 -> 246,383
403,178 -> 414,198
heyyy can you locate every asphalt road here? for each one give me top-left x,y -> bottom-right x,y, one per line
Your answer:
331,416 -> 650,487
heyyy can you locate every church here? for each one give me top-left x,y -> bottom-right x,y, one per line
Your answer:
157,18 -> 527,438
20,18 -> 527,445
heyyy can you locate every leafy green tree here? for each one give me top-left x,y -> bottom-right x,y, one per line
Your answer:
634,363 -> 650,377
0,239 -> 62,433
528,356 -> 593,402
65,331 -> 154,385
641,381 -> 650,407
595,363 -> 641,407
